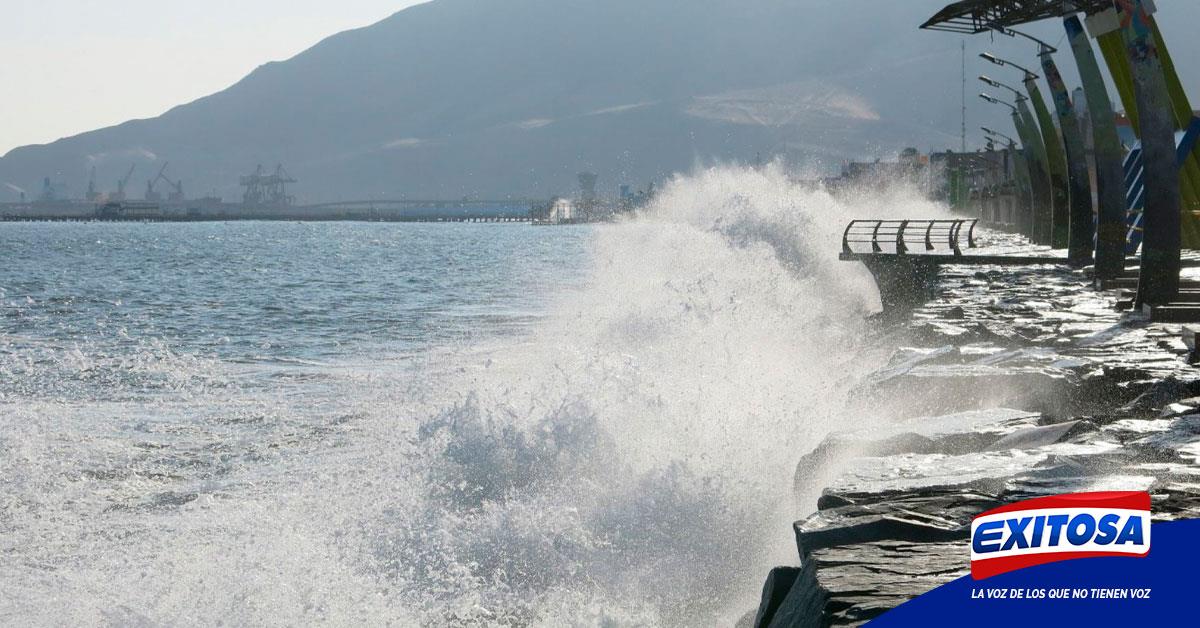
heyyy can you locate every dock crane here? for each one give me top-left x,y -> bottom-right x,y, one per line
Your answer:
240,164 -> 296,208
85,166 -> 100,202
163,173 -> 185,203
112,164 -> 136,202
145,162 -> 185,203
144,162 -> 169,202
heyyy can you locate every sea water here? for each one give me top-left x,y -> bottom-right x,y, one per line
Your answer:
0,165 -> 947,626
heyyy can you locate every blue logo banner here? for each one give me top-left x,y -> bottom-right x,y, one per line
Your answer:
871,520 -> 1198,626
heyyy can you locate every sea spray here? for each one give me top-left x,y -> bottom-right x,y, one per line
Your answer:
341,164 -> 952,624
0,165 -> 952,626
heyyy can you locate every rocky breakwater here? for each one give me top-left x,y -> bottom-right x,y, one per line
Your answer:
747,233 -> 1200,627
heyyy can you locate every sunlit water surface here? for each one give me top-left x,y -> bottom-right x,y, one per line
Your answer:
0,166 -> 947,626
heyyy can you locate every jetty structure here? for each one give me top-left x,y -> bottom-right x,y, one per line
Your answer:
0,163 -> 541,223
749,2 -> 1200,626
0,163 -> 648,224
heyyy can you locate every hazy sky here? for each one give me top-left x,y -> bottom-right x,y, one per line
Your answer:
0,1 -> 427,155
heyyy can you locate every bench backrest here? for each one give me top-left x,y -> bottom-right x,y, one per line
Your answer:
842,219 -> 978,255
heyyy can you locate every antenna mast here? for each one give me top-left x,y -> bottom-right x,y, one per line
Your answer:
961,39 -> 967,152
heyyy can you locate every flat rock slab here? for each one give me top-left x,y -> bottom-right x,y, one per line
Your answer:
825,407 -> 1040,450
754,541 -> 967,628
825,450 -> 1051,498
794,408 -> 1040,495
987,420 -> 1094,450
795,491 -> 999,556
812,541 -> 967,626
1129,414 -> 1200,464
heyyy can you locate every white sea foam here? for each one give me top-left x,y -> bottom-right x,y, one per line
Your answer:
0,164 -> 949,626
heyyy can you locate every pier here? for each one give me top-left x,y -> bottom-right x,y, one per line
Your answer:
0,198 -> 539,223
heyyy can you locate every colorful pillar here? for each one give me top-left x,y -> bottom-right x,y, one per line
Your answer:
1095,6 -> 1200,249
1008,139 -> 1034,229
1015,99 -> 1053,244
1066,14 -> 1126,280
1039,48 -> 1095,265
1024,76 -> 1071,248
1116,0 -> 1180,305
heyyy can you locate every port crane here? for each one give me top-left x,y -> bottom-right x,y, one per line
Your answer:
240,164 -> 296,208
143,162 -> 184,203
111,164 -> 136,202
144,162 -> 169,202
85,166 -> 101,202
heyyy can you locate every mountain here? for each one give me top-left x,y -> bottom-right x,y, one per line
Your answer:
3,0 -> 1199,203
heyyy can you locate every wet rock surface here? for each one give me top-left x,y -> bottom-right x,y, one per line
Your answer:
753,232 -> 1200,627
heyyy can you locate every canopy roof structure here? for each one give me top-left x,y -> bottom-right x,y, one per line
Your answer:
921,0 -> 1114,33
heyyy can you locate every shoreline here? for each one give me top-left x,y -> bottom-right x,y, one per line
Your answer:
747,229 -> 1200,626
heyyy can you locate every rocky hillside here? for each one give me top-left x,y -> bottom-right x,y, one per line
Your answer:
4,0 -> 1199,202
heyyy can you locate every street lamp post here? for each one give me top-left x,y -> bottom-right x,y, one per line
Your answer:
981,127 -> 1015,146
982,53 -> 1068,248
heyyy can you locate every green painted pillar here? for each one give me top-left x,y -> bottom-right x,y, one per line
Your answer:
1015,99 -> 1053,243
1008,140 -> 1034,228
1025,76 -> 1071,248
1117,0 -> 1180,305
1065,15 -> 1126,280
1039,49 -> 1095,265
949,168 -> 968,208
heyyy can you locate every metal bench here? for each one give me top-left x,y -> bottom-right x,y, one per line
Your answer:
839,218 -> 1066,316
842,218 -> 977,256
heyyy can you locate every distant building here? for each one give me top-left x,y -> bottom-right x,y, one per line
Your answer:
532,197 -> 576,224
832,147 -> 928,190
549,197 -> 574,222
826,146 -> 1020,224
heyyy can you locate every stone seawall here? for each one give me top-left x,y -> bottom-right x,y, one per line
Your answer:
745,232 -> 1200,627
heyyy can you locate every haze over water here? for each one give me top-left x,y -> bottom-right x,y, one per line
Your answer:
1,166 -> 946,625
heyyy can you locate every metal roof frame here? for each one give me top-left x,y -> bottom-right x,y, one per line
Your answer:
920,0 -> 1114,33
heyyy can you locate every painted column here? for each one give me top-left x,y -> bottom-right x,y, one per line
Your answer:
1040,48 -> 1095,265
1015,99 -> 1053,243
1008,140 -> 1034,229
1025,76 -> 1071,248
1096,11 -> 1200,248
1066,14 -> 1127,280
1117,0 -> 1180,306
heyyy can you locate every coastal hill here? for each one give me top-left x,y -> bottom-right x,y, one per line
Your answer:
3,0 -> 1199,203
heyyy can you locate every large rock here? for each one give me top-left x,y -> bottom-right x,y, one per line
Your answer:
757,560 -> 827,628
809,541 -> 967,626
794,408 -> 1040,495
794,491 -> 997,557
753,541 -> 968,628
